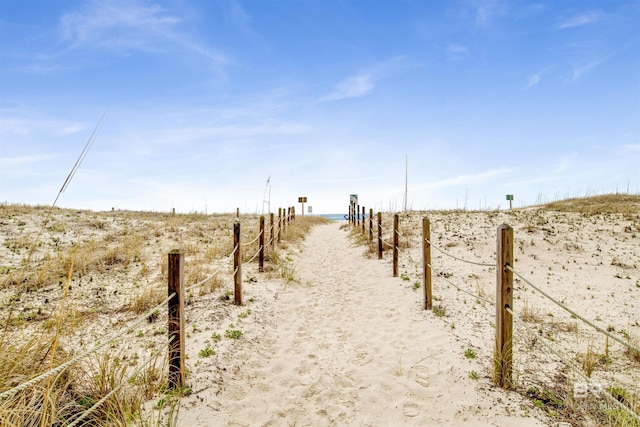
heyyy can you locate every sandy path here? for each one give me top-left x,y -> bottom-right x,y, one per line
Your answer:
178,223 -> 546,426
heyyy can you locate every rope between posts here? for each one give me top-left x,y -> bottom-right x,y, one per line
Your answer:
0,292 -> 176,401
185,264 -> 226,292
394,228 -> 411,244
66,340 -> 171,427
244,245 -> 263,265
507,266 -> 640,354
381,237 -> 394,248
425,238 -> 494,267
507,307 -> 640,422
241,230 -> 263,247
427,262 -> 495,306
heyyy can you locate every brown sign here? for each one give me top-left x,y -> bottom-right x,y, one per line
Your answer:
298,197 -> 307,203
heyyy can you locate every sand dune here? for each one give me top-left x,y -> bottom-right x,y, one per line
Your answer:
179,222 -> 547,425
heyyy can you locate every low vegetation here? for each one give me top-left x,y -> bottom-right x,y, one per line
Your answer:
0,204 -> 323,425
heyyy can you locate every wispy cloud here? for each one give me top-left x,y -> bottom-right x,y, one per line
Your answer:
223,0 -> 252,33
0,154 -> 60,168
473,0 -> 501,29
56,0 -> 228,64
572,55 -> 608,80
446,44 -> 469,60
57,124 -> 87,135
320,74 -> 374,102
0,118 -> 30,135
414,167 -> 512,190
59,1 -> 179,50
618,144 -> 640,153
557,12 -> 601,30
526,73 -> 541,88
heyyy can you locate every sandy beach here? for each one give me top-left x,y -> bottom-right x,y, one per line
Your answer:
179,221 -> 544,426
1,199 -> 639,426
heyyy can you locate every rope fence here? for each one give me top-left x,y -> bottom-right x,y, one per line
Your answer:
1,206 -> 299,425
346,203 -> 640,419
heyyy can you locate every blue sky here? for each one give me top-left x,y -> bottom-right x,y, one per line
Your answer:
1,0 -> 639,214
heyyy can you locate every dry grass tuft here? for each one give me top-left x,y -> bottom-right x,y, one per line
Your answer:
540,194 -> 640,216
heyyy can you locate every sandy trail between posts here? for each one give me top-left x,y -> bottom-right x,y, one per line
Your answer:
178,222 -> 544,426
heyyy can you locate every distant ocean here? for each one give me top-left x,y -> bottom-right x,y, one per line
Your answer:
320,214 -> 347,221
320,214 -> 370,221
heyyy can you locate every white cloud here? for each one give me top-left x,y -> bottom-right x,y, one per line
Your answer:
320,74 -> 374,102
572,56 -> 607,80
57,0 -> 228,64
0,154 -> 60,168
446,44 -> 469,60
618,144 -> 640,153
473,0 -> 501,29
57,124 -> 87,135
0,118 -> 30,135
557,12 -> 601,30
59,0 -> 179,47
526,73 -> 541,88
413,167 -> 512,191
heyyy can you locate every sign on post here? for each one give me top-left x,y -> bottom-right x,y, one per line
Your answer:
308,206 -> 313,214
298,197 -> 307,216
506,194 -> 514,210
350,194 -> 358,205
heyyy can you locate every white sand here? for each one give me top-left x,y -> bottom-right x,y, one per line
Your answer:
179,222 -> 546,425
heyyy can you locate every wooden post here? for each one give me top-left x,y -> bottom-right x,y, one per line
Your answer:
168,250 -> 185,389
352,203 -> 356,226
236,207 -> 239,217
269,213 -> 275,250
393,213 -> 399,277
171,207 -> 175,216
356,204 -> 360,228
233,221 -> 242,306
422,217 -> 432,310
495,224 -> 513,389
362,206 -> 365,234
287,207 -> 291,226
377,212 -> 383,259
283,208 -> 287,235
259,215 -> 265,273
369,208 -> 373,242
348,205 -> 351,224
292,206 -> 295,221
278,208 -> 282,242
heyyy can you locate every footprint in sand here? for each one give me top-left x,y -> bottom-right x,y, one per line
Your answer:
409,365 -> 431,388
402,401 -> 421,417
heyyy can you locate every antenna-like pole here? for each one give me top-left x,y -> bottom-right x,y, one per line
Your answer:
404,154 -> 408,212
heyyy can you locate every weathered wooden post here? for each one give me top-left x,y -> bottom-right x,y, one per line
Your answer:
352,203 -> 356,226
292,206 -> 295,221
278,208 -> 282,242
234,221 -> 242,306
283,208 -> 287,235
422,217 -> 432,310
287,207 -> 291,226
369,208 -> 373,242
393,213 -> 399,277
495,224 -> 513,389
236,207 -> 239,217
269,213 -> 275,250
259,215 -> 265,272
377,212 -> 383,259
168,250 -> 185,389
356,204 -> 360,228
362,206 -> 365,234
